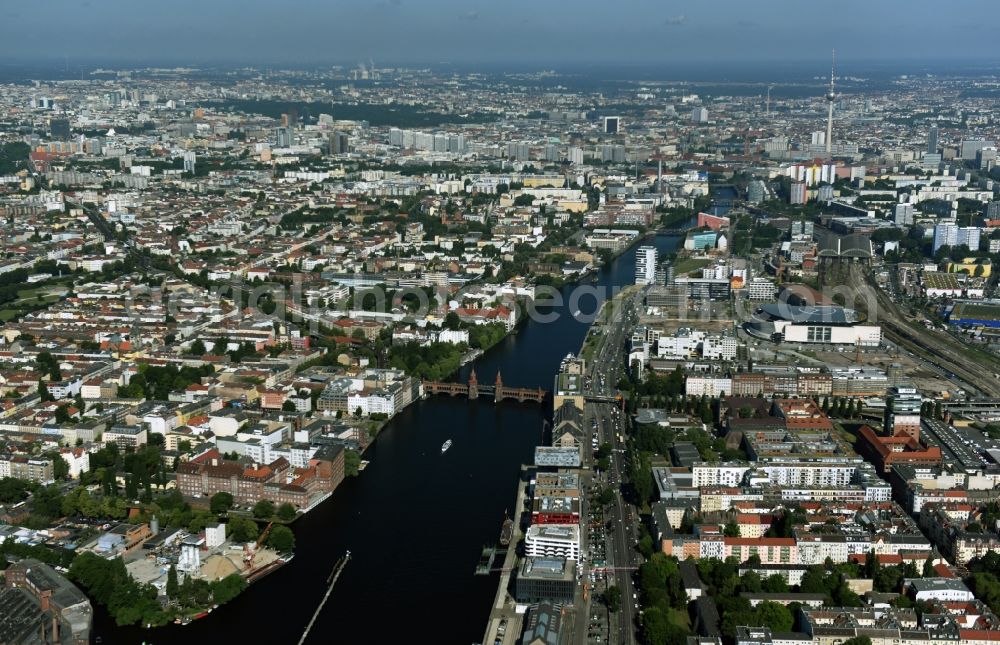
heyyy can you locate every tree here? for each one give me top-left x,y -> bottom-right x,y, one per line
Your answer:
923,556 -> 935,578
252,499 -> 275,519
210,492 -> 234,515
54,405 -> 72,424
603,585 -> 622,612
723,521 -> 741,537
276,502 -> 297,522
187,339 -> 206,356
50,453 -> 70,480
841,638 -> 873,645
227,516 -> 260,543
281,399 -> 297,412
210,573 -> 247,604
266,524 -> 295,552
166,565 -> 179,599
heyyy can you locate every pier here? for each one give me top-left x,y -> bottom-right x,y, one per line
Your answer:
298,551 -> 351,645
423,369 -> 548,404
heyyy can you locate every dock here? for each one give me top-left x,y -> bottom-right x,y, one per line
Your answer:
481,473 -> 529,645
475,545 -> 498,575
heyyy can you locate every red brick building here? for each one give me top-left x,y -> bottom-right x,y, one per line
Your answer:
176,445 -> 345,509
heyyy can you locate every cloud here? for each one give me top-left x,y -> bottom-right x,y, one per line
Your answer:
663,14 -> 686,26
459,10 -> 479,21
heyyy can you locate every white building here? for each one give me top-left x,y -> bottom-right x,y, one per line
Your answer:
635,246 -> 658,286
685,376 -> 732,397
905,578 -> 975,602
746,278 -> 777,301
205,523 -> 226,549
525,524 -> 581,562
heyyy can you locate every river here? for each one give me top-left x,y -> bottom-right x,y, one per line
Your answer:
94,232 -> 682,644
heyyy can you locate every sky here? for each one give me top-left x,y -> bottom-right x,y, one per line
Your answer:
1,0 -> 998,68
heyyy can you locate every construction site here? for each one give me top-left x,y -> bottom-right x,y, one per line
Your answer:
125,520 -> 286,601
838,262 -> 1000,398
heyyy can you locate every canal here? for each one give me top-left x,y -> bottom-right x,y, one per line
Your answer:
95,232 -> 681,644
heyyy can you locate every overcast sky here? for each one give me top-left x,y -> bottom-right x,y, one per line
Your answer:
2,0 -> 998,67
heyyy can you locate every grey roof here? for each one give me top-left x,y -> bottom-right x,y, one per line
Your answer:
757,304 -> 858,324
522,602 -> 564,645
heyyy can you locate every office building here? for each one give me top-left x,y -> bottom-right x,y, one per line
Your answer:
274,127 -> 293,148
747,180 -> 766,204
328,131 -> 350,155
516,557 -> 576,603
927,126 -> 939,155
884,385 -> 922,440
524,524 -> 581,561
635,246 -> 658,285
603,116 -> 621,134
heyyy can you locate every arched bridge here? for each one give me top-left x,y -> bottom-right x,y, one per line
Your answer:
423,369 -> 548,404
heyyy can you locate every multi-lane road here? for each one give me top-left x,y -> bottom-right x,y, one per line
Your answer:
582,287 -> 642,644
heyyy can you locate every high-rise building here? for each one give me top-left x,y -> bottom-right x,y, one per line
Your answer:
810,131 -> 826,146
977,146 -> 997,170
958,226 -> 981,251
328,132 -> 350,155
274,127 -> 293,148
789,181 -> 807,205
506,142 -> 531,161
603,116 -> 621,134
884,385 -> 922,440
825,50 -> 836,157
182,151 -> 196,174
984,201 -> 1000,222
635,246 -> 658,285
691,107 -> 709,123
598,144 -> 626,163
747,180 -> 766,204
932,223 -> 958,252
894,203 -> 915,226
960,138 -> 995,160
927,126 -> 939,155
567,147 -> 584,165
543,145 -> 561,162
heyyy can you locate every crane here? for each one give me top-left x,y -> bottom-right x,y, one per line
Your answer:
243,521 -> 274,570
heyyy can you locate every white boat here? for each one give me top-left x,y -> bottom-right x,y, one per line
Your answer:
441,439 -> 453,453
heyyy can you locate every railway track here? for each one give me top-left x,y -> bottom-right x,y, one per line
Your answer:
848,265 -> 1000,398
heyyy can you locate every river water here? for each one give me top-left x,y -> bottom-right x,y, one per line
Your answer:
95,233 -> 681,644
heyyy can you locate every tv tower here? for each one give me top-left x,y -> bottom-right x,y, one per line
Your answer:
825,49 -> 836,158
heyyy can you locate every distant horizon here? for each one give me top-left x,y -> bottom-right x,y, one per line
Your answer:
2,0 -> 999,71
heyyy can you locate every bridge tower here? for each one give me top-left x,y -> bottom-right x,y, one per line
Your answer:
468,368 -> 479,400
495,371 -> 504,402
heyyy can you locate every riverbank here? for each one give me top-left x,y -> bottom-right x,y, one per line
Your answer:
93,233 -> 683,645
